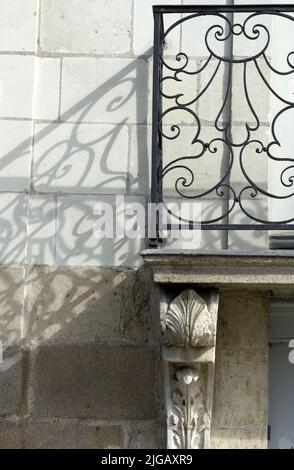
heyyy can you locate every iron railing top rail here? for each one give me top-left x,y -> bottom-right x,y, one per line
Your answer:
153,4 -> 294,14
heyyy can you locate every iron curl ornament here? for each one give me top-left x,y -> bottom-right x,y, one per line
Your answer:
150,4 -> 294,244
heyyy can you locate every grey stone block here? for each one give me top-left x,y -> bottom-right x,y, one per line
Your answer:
23,419 -> 124,449
120,267 -> 152,343
217,291 -> 269,352
0,266 -> 24,344
212,350 -> 268,428
211,426 -> 267,449
0,418 -> 22,449
127,420 -> 166,449
25,266 -> 126,342
0,418 -> 125,449
30,344 -> 157,420
0,346 -> 23,417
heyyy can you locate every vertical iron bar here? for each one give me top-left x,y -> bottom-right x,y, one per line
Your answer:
221,0 -> 234,249
149,9 -> 162,247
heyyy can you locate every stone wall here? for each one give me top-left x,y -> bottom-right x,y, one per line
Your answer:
0,266 -> 269,448
0,264 -> 165,448
211,290 -> 269,449
0,0 -> 273,448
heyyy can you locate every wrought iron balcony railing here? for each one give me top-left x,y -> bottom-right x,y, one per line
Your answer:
150,4 -> 294,247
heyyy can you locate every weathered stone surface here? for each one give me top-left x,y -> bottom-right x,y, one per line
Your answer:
0,267 -> 24,344
25,266 -> 127,342
120,267 -> 152,343
0,346 -> 23,417
26,265 -> 153,343
0,418 -> 22,449
141,249 -> 294,293
210,426 -> 267,449
212,350 -> 268,428
127,420 -> 166,449
23,419 -> 124,449
0,418 -> 125,449
217,291 -> 269,353
40,0 -> 132,54
29,344 -> 157,420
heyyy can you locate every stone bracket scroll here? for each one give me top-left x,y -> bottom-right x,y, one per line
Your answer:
161,289 -> 219,449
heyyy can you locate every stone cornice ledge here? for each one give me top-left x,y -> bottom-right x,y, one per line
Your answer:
141,249 -> 294,291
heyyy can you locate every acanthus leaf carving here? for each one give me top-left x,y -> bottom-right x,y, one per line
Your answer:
169,366 -> 207,449
165,289 -> 217,349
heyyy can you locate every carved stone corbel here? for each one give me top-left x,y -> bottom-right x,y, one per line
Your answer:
161,289 -> 219,449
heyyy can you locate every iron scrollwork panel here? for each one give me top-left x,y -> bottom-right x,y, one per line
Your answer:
151,5 -> 294,238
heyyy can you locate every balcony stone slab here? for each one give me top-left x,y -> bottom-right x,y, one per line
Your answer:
141,249 -> 294,296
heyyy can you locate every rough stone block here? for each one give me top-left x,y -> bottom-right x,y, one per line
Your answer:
61,57 -> 148,124
25,266 -> 128,342
217,291 -> 269,352
0,267 -> 24,344
210,426 -> 267,449
0,418 -> 22,449
120,267 -> 152,344
0,346 -> 23,417
0,418 -> 125,449
40,0 -> 132,54
23,419 -> 124,449
127,420 -> 166,449
30,344 -> 157,420
212,350 -> 268,428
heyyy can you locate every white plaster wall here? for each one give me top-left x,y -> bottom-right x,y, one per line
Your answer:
0,0 -> 291,267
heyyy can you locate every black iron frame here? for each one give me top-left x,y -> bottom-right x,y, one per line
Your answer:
150,4 -> 294,246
